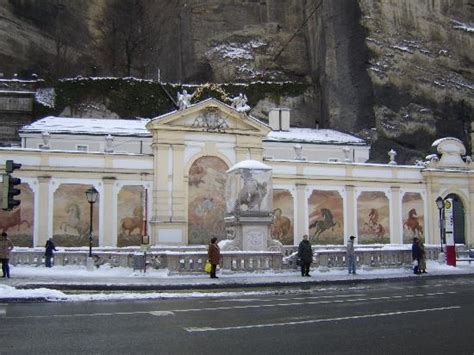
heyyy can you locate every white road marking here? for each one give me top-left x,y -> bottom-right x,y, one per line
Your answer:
4,291 -> 456,319
149,311 -> 175,317
173,291 -> 453,313
212,293 -> 367,303
0,304 -> 6,317
183,306 -> 461,332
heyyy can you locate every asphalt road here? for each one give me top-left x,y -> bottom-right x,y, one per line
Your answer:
1,276 -> 474,355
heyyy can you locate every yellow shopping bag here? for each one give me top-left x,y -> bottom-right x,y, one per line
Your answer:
204,260 -> 212,273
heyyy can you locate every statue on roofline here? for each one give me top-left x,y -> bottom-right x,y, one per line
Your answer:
177,89 -> 195,110
230,93 -> 250,112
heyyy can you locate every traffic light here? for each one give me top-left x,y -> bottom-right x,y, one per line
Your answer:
2,160 -> 22,211
6,160 -> 22,174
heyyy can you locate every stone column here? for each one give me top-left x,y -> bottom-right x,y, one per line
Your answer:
345,185 -> 356,243
102,177 -> 116,247
390,186 -> 402,244
295,183 -> 307,243
152,142 -> 170,222
36,175 -> 51,247
468,176 -> 474,248
171,144 -> 186,222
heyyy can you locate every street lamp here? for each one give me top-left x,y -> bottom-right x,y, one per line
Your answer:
436,196 -> 444,252
85,187 -> 99,257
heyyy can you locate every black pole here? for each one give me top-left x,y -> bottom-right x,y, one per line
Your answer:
438,208 -> 443,252
89,201 -> 93,257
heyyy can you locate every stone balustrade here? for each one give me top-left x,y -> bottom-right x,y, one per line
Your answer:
9,246 -> 442,273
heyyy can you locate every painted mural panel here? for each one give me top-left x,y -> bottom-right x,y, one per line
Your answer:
402,192 -> 424,243
357,191 -> 390,244
272,189 -> 294,245
117,186 -> 144,247
188,156 -> 228,244
53,184 -> 99,247
0,183 -> 34,247
308,190 -> 344,245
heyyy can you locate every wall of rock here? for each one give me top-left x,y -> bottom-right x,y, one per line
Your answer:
0,0 -> 472,162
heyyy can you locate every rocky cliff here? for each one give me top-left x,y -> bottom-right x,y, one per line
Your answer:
0,0 -> 472,163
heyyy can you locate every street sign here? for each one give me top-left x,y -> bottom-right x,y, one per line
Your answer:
444,198 -> 456,266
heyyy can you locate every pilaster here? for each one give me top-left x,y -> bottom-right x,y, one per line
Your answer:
390,186 -> 402,244
345,185 -> 356,243
36,175 -> 51,246
102,177 -> 116,246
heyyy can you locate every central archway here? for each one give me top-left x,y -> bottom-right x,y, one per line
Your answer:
188,156 -> 228,245
446,193 -> 465,245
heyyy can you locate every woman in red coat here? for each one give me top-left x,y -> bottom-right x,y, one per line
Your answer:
208,237 -> 221,279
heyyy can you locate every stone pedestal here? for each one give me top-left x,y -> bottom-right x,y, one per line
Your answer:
224,213 -> 274,251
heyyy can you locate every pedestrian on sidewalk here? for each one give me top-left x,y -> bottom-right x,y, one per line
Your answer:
208,237 -> 221,279
0,232 -> 14,278
347,235 -> 357,275
298,234 -> 313,277
412,237 -> 421,274
44,238 -> 57,268
419,238 -> 427,273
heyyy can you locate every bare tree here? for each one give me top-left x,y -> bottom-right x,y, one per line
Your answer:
95,0 -> 163,77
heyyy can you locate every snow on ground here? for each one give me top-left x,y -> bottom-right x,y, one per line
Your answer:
1,260 -> 473,302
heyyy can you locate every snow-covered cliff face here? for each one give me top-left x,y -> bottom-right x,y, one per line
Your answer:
0,0 -> 472,162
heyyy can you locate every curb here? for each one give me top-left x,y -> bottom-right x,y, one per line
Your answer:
6,272 -> 474,294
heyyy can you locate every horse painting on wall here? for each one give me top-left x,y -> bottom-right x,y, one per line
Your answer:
117,186 -> 144,247
0,183 -> 33,246
53,184 -> 99,247
357,191 -> 390,244
402,192 -> 424,243
308,190 -> 343,245
272,189 -> 294,245
188,156 -> 228,245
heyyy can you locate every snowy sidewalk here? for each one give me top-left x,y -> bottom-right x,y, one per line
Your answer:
1,260 -> 474,302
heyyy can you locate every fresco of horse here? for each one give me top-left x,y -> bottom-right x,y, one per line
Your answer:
60,203 -> 89,236
362,208 -> 386,240
0,208 -> 31,233
403,208 -> 423,237
271,208 -> 292,244
120,206 -> 143,236
309,208 -> 338,239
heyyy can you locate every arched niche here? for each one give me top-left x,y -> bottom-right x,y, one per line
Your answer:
272,189 -> 294,245
357,191 -> 390,244
445,193 -> 465,245
52,183 -> 99,247
307,189 -> 344,245
401,192 -> 425,244
188,156 -> 228,244
0,182 -> 34,246
117,185 -> 146,247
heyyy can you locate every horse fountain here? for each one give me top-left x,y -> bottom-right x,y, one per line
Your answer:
223,160 -> 281,251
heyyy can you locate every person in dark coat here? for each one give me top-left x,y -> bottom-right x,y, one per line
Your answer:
412,237 -> 421,275
297,234 -> 313,277
44,238 -> 57,267
347,235 -> 357,275
418,239 -> 427,273
208,237 -> 221,279
0,232 -> 14,278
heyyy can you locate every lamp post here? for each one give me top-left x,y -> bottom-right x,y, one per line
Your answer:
85,187 -> 99,257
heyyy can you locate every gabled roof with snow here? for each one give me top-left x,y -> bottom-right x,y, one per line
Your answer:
19,112 -> 367,146
20,116 -> 151,137
264,128 -> 367,145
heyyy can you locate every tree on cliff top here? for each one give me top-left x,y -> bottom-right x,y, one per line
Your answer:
95,0 -> 163,78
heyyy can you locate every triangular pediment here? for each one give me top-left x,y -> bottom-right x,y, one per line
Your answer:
146,98 -> 271,137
